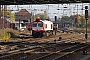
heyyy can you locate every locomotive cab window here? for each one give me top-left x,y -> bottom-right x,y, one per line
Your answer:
45,24 -> 47,28
33,22 -> 37,27
38,22 -> 43,27
21,23 -> 26,27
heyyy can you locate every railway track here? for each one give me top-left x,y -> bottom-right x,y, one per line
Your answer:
33,43 -> 87,60
0,42 -> 86,60
0,45 -> 41,58
0,32 -> 89,60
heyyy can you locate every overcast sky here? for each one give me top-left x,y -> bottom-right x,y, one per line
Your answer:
7,3 -> 90,19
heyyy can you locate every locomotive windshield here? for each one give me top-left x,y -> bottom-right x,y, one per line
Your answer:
33,22 -> 37,27
21,23 -> 26,27
38,22 -> 43,27
33,22 -> 43,27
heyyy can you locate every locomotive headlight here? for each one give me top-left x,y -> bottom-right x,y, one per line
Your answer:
41,29 -> 43,30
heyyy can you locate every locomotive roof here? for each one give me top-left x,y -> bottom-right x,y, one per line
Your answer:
33,19 -> 53,24
41,20 -> 53,23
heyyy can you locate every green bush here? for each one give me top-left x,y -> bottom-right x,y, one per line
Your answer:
7,32 -> 20,38
0,32 -> 11,40
0,28 -> 20,40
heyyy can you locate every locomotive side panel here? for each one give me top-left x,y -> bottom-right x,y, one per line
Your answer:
43,20 -> 53,31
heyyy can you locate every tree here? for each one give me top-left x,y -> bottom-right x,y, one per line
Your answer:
33,10 -> 49,21
80,16 -> 85,25
88,16 -> 90,24
61,16 -> 70,23
57,17 -> 61,22
60,14 -> 85,28
34,13 -> 48,20
7,10 -> 15,20
0,9 -> 15,20
69,14 -> 85,27
40,15 -> 46,20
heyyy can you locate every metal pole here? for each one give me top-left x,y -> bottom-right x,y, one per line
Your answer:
77,4 -> 78,15
0,5 -> 1,19
84,18 -> 88,43
31,5 -> 33,22
82,3 -> 83,15
19,19 -> 20,31
2,5 -> 5,40
2,5 -> 5,29
85,19 -> 88,40
55,16 -> 57,35
58,4 -> 60,19
77,4 -> 78,28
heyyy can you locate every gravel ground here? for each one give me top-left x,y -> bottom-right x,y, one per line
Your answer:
86,57 -> 90,60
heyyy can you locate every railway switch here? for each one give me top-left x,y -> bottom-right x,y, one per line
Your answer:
85,6 -> 88,19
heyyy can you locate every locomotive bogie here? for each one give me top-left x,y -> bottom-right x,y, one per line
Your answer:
32,32 -> 43,38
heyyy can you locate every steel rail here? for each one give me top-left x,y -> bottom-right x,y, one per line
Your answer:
33,44 -> 87,60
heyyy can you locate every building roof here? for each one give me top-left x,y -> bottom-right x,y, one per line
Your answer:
15,9 -> 31,15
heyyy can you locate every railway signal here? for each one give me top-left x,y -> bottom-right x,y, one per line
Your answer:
85,6 -> 88,19
85,6 -> 88,40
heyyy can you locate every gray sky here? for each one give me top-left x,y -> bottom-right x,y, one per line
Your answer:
7,3 -> 90,19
